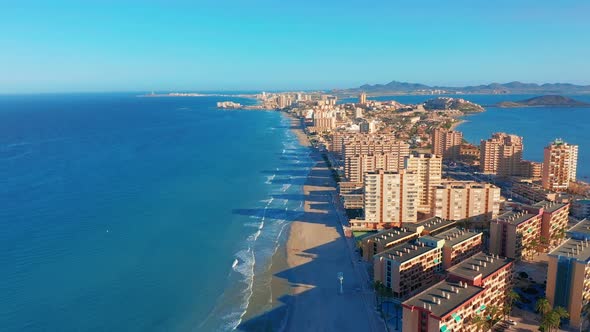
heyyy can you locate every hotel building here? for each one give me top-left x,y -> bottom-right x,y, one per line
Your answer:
546,238 -> 590,330
374,237 -> 445,299
405,154 -> 443,214
542,139 -> 579,191
360,226 -> 422,260
432,128 -> 463,160
480,133 -> 523,176
489,210 -> 542,260
403,253 -> 513,332
361,169 -> 419,229
431,181 -> 501,223
433,228 -> 483,269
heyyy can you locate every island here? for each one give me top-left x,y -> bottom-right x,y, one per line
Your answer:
495,95 -> 590,108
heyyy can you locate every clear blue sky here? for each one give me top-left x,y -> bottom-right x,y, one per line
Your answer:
1,0 -> 589,93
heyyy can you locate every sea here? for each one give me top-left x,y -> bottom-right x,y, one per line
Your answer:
0,93 -> 313,331
344,94 -> 590,179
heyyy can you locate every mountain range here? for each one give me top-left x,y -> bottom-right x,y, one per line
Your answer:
333,81 -> 590,95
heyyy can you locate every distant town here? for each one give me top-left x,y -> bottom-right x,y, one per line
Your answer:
217,90 -> 590,331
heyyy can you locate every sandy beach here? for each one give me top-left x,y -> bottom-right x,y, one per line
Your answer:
238,114 -> 383,332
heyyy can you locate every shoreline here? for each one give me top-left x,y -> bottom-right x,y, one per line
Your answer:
238,111 -> 383,331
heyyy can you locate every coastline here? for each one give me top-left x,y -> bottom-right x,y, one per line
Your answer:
449,118 -> 466,131
238,112 -> 382,331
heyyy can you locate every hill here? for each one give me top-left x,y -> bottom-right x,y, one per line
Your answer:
495,95 -> 590,108
333,81 -> 590,96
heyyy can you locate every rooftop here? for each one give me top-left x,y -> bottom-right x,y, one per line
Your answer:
567,219 -> 590,239
375,240 -> 440,264
364,227 -> 419,247
446,252 -> 512,281
532,200 -> 569,213
496,210 -> 539,226
548,238 -> 590,263
433,228 -> 482,247
403,280 -> 484,318
406,217 -> 457,235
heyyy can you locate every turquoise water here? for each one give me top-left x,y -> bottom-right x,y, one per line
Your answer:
0,94 -> 311,331
343,94 -> 590,179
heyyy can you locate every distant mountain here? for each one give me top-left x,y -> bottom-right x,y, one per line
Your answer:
495,95 -> 590,108
334,81 -> 590,95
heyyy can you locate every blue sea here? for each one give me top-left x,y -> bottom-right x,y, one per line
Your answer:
0,94 -> 312,331
344,94 -> 590,179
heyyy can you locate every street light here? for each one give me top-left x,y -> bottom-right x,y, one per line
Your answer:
337,272 -> 344,294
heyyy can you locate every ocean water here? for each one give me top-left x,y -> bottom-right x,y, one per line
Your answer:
342,94 -> 590,179
0,94 -> 311,331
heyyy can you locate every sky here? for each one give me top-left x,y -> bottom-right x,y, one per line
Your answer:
1,0 -> 589,93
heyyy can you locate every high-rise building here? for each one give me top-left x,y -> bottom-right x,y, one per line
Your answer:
312,110 -> 336,131
542,139 -> 579,191
342,136 -> 410,164
354,107 -> 363,119
359,119 -> 376,133
359,92 -> 367,105
480,133 -> 523,176
432,128 -> 463,160
431,181 -> 501,222
404,154 -> 443,214
546,237 -> 590,330
363,170 -> 419,229
344,152 -> 404,183
374,237 -> 445,299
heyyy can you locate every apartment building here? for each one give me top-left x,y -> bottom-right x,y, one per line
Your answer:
546,238 -> 590,329
337,181 -> 364,209
360,226 -> 422,260
405,153 -> 443,214
542,139 -> 579,191
374,238 -> 445,299
343,137 -> 410,163
511,181 -> 557,203
406,217 -> 458,236
432,128 -> 463,160
344,152 -> 403,183
528,201 -> 570,247
433,228 -> 483,269
431,181 -> 501,222
362,170 -> 419,229
311,109 -> 336,131
567,219 -> 590,241
480,133 -> 523,176
403,253 -> 513,332
489,210 -> 542,260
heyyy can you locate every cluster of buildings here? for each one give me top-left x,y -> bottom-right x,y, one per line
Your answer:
283,91 -> 589,330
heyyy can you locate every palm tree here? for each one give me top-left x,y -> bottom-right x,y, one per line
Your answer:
553,306 -> 569,330
469,315 -> 488,332
505,290 -> 521,318
536,298 -> 551,316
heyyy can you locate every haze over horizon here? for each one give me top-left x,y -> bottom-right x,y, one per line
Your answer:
2,0 -> 590,93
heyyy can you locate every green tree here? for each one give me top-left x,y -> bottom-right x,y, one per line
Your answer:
468,315 -> 488,332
